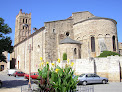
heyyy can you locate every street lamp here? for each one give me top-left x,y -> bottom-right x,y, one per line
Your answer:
33,27 -> 38,32
23,24 -> 32,91
23,24 -> 38,91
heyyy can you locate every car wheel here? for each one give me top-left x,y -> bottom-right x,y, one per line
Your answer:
82,81 -> 87,86
0,83 -> 2,88
102,80 -> 107,84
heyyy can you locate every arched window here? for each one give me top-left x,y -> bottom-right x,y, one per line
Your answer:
53,29 -> 56,33
112,36 -> 116,51
26,19 -> 27,23
91,37 -> 95,52
23,19 -> 24,23
38,45 -> 40,48
66,32 -> 69,36
74,48 -> 77,54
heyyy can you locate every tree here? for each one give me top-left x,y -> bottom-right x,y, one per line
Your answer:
0,17 -> 13,62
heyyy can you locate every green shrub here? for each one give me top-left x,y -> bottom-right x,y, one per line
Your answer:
63,53 -> 67,60
98,51 -> 120,57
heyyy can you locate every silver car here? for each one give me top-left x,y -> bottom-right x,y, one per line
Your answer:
78,73 -> 108,85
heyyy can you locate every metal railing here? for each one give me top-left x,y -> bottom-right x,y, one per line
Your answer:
76,85 -> 94,92
21,85 -> 38,92
21,85 -> 94,92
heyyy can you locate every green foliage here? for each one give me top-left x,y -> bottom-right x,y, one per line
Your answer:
38,64 -> 51,91
38,63 -> 78,92
0,17 -> 13,62
98,51 -> 120,57
50,65 -> 78,92
63,53 -> 67,60
38,64 -> 50,79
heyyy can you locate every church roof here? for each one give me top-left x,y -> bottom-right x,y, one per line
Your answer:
74,16 -> 117,25
88,16 -> 117,24
60,37 -> 81,44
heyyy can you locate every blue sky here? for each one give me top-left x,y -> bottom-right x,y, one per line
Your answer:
0,0 -> 122,52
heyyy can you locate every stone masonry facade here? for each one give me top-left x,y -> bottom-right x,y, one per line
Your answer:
10,10 -> 121,81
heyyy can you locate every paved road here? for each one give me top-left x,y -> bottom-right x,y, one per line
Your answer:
0,70 -> 37,92
94,82 -> 122,92
0,70 -> 122,92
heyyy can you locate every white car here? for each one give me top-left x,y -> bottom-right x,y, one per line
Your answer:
7,69 -> 18,76
78,73 -> 108,85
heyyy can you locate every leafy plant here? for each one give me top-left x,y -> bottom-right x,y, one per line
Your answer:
63,53 -> 67,60
98,51 -> 120,57
38,59 -> 78,92
38,63 -> 52,91
50,65 -> 78,92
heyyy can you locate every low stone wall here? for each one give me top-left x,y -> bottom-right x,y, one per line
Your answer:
56,56 -> 122,82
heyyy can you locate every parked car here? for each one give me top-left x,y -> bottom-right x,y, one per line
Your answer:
8,69 -> 18,76
77,73 -> 108,85
24,72 -> 39,79
13,71 -> 25,77
0,80 -> 2,88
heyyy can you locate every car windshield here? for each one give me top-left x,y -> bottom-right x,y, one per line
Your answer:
79,74 -> 85,77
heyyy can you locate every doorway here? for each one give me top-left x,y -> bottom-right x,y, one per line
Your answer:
0,65 -> 4,71
18,61 -> 19,69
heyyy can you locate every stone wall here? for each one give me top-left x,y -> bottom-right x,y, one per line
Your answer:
119,42 -> 122,55
72,11 -> 94,24
73,19 -> 118,58
15,9 -> 31,45
11,28 -> 45,73
44,19 -> 73,61
0,52 -> 8,71
0,62 -> 7,71
56,56 -> 122,82
59,44 -> 81,61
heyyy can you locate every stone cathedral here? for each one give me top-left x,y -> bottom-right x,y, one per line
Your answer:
10,9 -> 120,73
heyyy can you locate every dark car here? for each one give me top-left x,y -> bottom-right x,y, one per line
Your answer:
0,80 -> 2,88
78,73 -> 108,85
13,71 -> 25,77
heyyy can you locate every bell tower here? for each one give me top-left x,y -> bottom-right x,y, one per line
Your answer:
14,9 -> 31,45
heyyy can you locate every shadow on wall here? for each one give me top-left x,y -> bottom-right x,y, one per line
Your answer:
89,57 -> 97,74
119,62 -> 122,82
